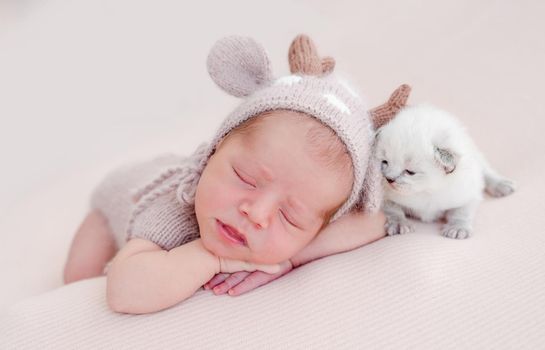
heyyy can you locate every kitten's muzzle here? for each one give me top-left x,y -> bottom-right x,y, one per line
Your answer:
385,176 -> 396,184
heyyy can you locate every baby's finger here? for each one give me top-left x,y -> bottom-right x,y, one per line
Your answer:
204,273 -> 230,290
228,271 -> 276,296
213,271 -> 251,295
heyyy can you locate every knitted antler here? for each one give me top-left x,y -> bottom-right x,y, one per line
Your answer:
289,34 -> 335,76
369,84 -> 411,129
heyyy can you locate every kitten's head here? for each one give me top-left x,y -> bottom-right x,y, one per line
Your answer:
375,105 -> 462,196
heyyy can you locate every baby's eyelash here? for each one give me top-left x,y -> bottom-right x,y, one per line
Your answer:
233,167 -> 256,187
280,210 -> 297,228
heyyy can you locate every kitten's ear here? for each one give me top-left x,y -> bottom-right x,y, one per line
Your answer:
434,146 -> 458,174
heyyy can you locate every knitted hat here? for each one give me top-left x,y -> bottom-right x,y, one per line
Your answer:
134,34 -> 410,224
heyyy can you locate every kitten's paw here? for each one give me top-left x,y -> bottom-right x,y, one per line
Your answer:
385,218 -> 414,236
441,224 -> 472,239
486,178 -> 516,197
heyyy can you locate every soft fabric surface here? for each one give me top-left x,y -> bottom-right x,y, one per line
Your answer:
1,0 -> 544,348
2,225 -> 545,348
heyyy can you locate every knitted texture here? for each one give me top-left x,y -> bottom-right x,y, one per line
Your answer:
288,34 -> 335,75
369,84 -> 412,129
205,36 -> 272,98
90,153 -> 202,250
125,143 -> 207,249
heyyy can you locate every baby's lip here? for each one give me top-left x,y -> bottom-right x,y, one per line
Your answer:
218,219 -> 248,245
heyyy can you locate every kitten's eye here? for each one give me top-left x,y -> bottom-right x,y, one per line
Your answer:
381,160 -> 388,166
233,168 -> 256,187
405,170 -> 416,176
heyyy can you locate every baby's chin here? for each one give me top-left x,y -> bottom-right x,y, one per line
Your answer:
200,232 -> 288,265
197,219 -> 228,255
200,233 -> 239,260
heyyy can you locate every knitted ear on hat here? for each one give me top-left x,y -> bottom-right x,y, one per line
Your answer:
207,36 -> 273,97
369,84 -> 411,129
288,34 -> 336,76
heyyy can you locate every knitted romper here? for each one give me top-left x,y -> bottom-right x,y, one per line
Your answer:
89,153 -> 201,251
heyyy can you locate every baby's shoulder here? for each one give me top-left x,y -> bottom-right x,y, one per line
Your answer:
126,152 -> 201,250
128,186 -> 200,250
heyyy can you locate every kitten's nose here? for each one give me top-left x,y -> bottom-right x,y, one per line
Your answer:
385,177 -> 395,184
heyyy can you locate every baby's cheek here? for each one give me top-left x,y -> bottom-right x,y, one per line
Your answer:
262,232 -> 304,263
212,186 -> 240,212
197,180 -> 233,212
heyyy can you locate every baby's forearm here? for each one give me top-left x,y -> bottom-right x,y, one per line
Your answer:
290,210 -> 386,267
107,239 -> 219,314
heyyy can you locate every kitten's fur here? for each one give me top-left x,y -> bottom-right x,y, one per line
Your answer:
376,104 -> 515,239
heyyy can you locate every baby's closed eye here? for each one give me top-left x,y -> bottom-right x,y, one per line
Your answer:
280,210 -> 297,228
233,167 -> 256,187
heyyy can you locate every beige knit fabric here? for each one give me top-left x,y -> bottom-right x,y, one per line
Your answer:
90,152 -> 202,250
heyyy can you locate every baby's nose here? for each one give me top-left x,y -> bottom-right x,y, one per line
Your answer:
240,207 -> 269,229
239,199 -> 273,229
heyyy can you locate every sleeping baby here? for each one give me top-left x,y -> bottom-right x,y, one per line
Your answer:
63,34 -> 408,314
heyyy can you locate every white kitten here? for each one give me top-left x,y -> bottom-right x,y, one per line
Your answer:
375,104 -> 515,239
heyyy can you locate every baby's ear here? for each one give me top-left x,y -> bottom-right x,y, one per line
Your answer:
434,146 -> 458,174
207,36 -> 273,97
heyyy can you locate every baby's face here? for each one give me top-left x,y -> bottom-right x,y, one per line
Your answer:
194,112 -> 352,264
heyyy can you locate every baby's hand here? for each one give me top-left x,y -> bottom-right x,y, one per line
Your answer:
218,257 -> 283,275
205,260 -> 293,296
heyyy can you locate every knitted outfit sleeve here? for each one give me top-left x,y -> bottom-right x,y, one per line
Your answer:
125,159 -> 202,251
126,189 -> 200,251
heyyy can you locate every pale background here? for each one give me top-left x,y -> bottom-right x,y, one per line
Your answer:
1,0 -> 544,318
